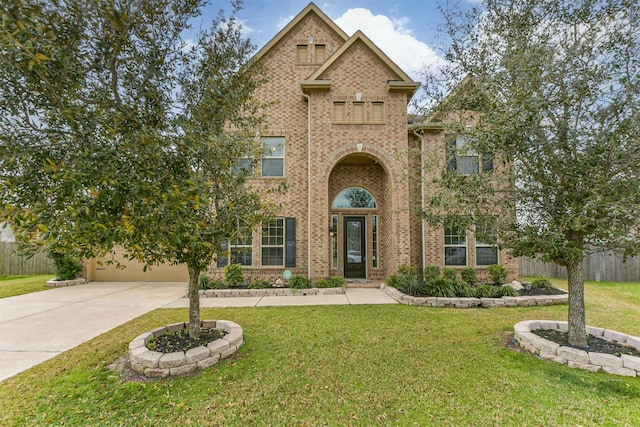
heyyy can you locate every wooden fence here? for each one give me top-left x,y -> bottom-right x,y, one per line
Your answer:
0,242 -> 54,276
519,251 -> 640,283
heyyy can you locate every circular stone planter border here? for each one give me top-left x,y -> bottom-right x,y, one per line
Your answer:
128,320 -> 243,378
380,284 -> 568,308
514,320 -> 640,377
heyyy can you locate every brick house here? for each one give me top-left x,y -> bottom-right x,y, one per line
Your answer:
88,3 -> 518,283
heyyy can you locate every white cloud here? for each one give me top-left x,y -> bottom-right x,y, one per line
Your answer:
334,8 -> 445,81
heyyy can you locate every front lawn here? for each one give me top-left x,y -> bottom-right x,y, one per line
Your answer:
0,275 -> 53,299
1,280 -> 639,426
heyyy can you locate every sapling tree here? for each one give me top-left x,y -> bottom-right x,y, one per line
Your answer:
422,0 -> 640,346
0,0 -> 280,338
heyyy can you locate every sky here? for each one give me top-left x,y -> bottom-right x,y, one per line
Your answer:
200,0 -> 481,83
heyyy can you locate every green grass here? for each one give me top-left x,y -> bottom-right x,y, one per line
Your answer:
0,275 -> 53,299
1,280 -> 639,426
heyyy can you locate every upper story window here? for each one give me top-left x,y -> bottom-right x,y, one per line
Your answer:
332,187 -> 377,209
352,102 -> 364,123
314,44 -> 326,63
261,137 -> 284,177
372,102 -> 384,123
296,44 -> 309,63
333,102 -> 346,122
446,134 -> 493,175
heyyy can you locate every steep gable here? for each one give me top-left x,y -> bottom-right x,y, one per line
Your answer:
254,2 -> 348,64
303,31 -> 419,98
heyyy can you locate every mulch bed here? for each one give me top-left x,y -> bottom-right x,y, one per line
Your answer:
147,328 -> 226,353
518,287 -> 567,296
532,328 -> 640,357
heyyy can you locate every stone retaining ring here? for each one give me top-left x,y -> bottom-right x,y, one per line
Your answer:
46,278 -> 87,287
514,320 -> 640,377
128,320 -> 243,378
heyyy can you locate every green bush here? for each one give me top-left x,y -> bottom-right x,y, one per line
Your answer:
250,279 -> 271,289
452,280 -> 475,297
49,252 -> 83,281
224,264 -> 244,287
423,265 -> 440,281
460,268 -> 477,285
328,277 -> 346,288
497,285 -> 518,297
487,264 -> 507,285
289,275 -> 311,289
531,278 -> 553,289
395,274 -> 428,296
386,274 -> 401,289
210,279 -> 226,289
443,268 -> 457,282
474,284 -> 498,298
426,278 -> 456,298
199,275 -> 212,290
398,264 -> 417,276
314,278 -> 329,288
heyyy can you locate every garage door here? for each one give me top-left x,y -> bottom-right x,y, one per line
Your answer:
88,251 -> 189,282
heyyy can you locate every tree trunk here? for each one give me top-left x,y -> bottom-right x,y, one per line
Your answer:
187,263 -> 201,339
566,258 -> 587,347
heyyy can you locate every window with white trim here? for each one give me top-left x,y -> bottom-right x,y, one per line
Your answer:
262,137 -> 284,177
262,218 -> 284,266
446,134 -> 493,175
444,221 -> 467,266
331,214 -> 338,268
475,217 -> 499,266
372,215 -> 378,268
230,233 -> 253,266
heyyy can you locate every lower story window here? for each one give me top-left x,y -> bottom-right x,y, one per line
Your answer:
475,217 -> 498,266
444,223 -> 467,266
231,234 -> 253,266
262,219 -> 284,266
372,215 -> 378,268
331,214 -> 338,268
476,247 -> 498,266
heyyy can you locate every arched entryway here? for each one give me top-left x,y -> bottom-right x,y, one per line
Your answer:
328,154 -> 390,281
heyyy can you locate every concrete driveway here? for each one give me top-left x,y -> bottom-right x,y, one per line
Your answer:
0,282 -> 396,382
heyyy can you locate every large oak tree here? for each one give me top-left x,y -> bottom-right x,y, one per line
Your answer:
422,0 -> 640,346
0,0 -> 280,337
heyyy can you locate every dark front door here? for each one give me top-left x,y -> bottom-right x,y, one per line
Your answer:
344,216 -> 366,279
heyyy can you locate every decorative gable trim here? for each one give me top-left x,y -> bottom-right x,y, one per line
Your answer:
253,2 -> 348,61
305,30 -> 420,97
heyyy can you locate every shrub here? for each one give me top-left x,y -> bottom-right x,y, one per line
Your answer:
443,268 -> 457,281
452,280 -> 475,297
474,284 -> 498,298
199,275 -> 212,290
314,278 -> 329,288
250,279 -> 271,289
487,264 -> 507,285
289,275 -> 311,289
398,264 -> 417,276
423,265 -> 440,281
395,274 -> 428,296
49,252 -> 83,281
497,285 -> 518,297
426,278 -> 455,298
531,277 -> 553,289
386,274 -> 401,289
209,279 -> 226,289
328,277 -> 346,288
224,264 -> 244,287
460,268 -> 477,285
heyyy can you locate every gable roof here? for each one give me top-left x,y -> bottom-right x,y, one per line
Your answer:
253,2 -> 349,61
304,30 -> 419,97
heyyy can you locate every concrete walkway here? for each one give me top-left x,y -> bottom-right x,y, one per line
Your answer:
0,282 -> 396,382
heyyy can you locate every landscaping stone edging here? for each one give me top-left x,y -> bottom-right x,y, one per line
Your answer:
514,320 -> 640,377
198,287 -> 345,298
380,284 -> 568,308
46,278 -> 87,287
128,320 -> 243,378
